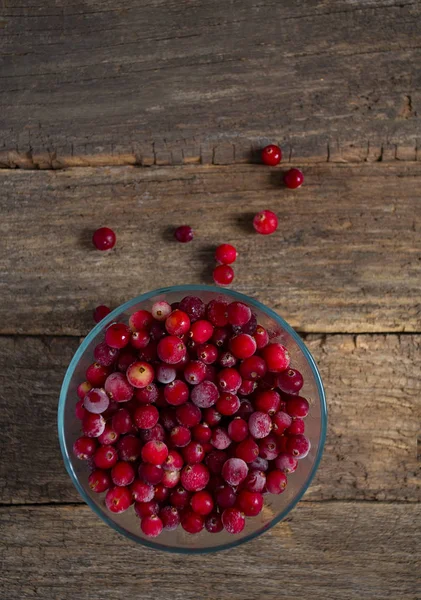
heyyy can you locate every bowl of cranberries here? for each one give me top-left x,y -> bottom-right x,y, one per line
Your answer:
58,285 -> 327,552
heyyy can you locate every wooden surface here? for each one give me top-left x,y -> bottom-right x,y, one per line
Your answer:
1,1 -> 421,598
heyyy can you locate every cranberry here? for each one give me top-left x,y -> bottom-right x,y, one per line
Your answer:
138,463 -> 163,485
161,469 -> 181,488
182,441 -> 205,465
254,325 -> 269,349
272,411 -> 293,435
169,486 -> 191,509
215,484 -> 237,509
239,356 -> 267,381
237,490 -> 264,517
181,464 -> 210,492
130,329 -> 150,350
134,500 -> 160,518
206,450 -> 228,474
97,425 -> 117,447
82,413 -> 106,438
126,361 -> 154,389
93,305 -> 111,323
111,461 -> 135,486
165,309 -> 191,336
105,323 -> 131,349
94,341 -> 119,367
266,470 -> 288,494
160,506 -> 180,530
192,423 -> 212,444
222,507 -> 245,534
205,512 -> 224,533
216,392 -> 240,416
160,407 -> 178,431
141,440 -> 169,465
104,372 -> 134,402
261,144 -> 282,166
275,453 -> 298,474
92,227 -> 116,251
197,343 -> 218,365
249,456 -> 269,472
179,296 -> 206,322
261,343 -> 290,372
184,360 -> 207,385
284,168 -> 304,189
134,404 -> 159,430
276,368 -> 304,394
130,480 -> 155,503
191,490 -> 214,515
248,411 -> 272,439
213,264 -> 234,286
203,407 -> 222,428
227,417 -> 248,442
237,399 -> 254,420
117,434 -> 141,461
163,449 -> 184,471
243,470 -> 266,493
154,483 -> 170,503
77,381 -> 92,400
174,225 -> 193,243
215,243 -> 237,265
157,335 -> 187,364
73,436 -> 97,460
207,300 -> 229,327
94,445 -> 118,469
169,426 -> 191,448
151,300 -> 172,322
212,326 -> 230,348
254,390 -> 281,415
227,302 -> 251,326
238,379 -> 257,396
117,348 -> 138,371
286,396 -> 309,418
155,364 -> 176,385
83,388 -> 110,414
88,469 -> 111,493
234,312 -> 257,336
222,458 -> 248,486
141,514 -> 163,537
105,486 -> 131,513
129,309 -> 153,332
181,510 -> 204,534
286,434 -> 311,458
176,402 -> 202,428
112,408 -> 133,434
217,367 -> 242,393
85,363 -> 110,387
287,418 -> 305,435
253,210 -> 278,235
235,437 -> 259,463
135,383 -> 159,405
211,427 -> 231,450
229,334 -> 257,359
164,379 -> 189,406
191,380 -> 219,408
258,434 -> 281,460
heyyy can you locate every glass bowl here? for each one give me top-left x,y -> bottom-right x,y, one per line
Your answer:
58,285 -> 327,553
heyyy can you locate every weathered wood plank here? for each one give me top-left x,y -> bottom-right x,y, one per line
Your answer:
0,163 -> 420,335
0,0 -> 420,165
1,334 -> 419,504
1,503 -> 419,600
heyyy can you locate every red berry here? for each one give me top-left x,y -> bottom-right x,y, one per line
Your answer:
197,343 -> 218,364
192,422 -> 212,444
181,510 -> 204,534
141,514 -> 163,537
129,309 -> 153,332
206,512 -> 224,533
250,456 -> 269,472
155,363 -> 176,384
207,300 -> 229,327
238,379 -> 257,396
94,341 -> 119,367
253,210 -> 278,235
286,418 -> 305,435
98,424 -> 118,448
243,470 -> 266,492
221,457 -> 248,486
169,426 -> 191,448
92,227 -> 116,251
237,399 -> 254,420
77,381 -> 92,400
73,436 -> 97,460
181,464 -> 210,492
104,372 -> 134,403
138,463 -> 163,485
135,383 -> 159,404
130,480 -> 155,503
258,434 -> 281,460
82,413 -> 106,438
176,402 -> 202,428
276,368 -> 304,394
112,408 -> 133,435
169,486 -> 191,510
286,396 -> 309,418
117,434 -> 141,461
160,506 -> 180,530
254,325 -> 269,349
190,319 -> 214,343
154,483 -> 170,503
213,265 -> 234,286
261,144 -> 282,166
191,380 -> 219,408
134,500 -> 160,518
105,323 -> 131,349
227,302 -> 251,326
141,440 -> 169,465
83,388 -> 110,414
239,356 -> 267,381
266,470 -> 288,494
248,411 -> 272,439
215,243 -> 237,265
117,348 -> 139,371
157,335 -> 187,364
227,417 -> 249,442
254,390 -> 281,415
179,296 -> 206,322
165,309 -> 191,336
163,449 -> 184,471
261,343 -> 290,372
191,490 -> 214,515
272,411 -> 293,435
131,329 -> 150,349
286,434 -> 311,459
88,469 -> 111,493
284,168 -> 304,189
161,469 -> 181,488
184,360 -> 207,385
134,404 -> 159,430
105,486 -> 131,513
203,406 -> 222,427
237,490 -> 264,516
215,484 -> 237,509
182,441 -> 205,465
216,392 -> 240,416
217,367 -> 242,393
235,437 -> 259,463
164,379 -> 189,406
151,300 -> 172,322
93,305 -> 111,323
93,445 -> 118,469
222,507 -> 245,534
111,461 -> 135,486
174,225 -> 194,243
275,453 -> 298,474
126,361 -> 155,389
229,334 -> 257,359
85,363 -> 110,387
206,450 -> 228,474
210,427 -> 231,450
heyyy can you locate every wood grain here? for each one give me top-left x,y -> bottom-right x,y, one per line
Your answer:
0,163 -> 420,335
0,0 -> 420,166
1,502 -> 419,600
1,334 -> 419,504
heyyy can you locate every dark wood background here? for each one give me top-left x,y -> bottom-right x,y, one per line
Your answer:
0,1 -> 420,598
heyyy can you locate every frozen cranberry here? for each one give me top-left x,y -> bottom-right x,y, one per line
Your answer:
154,483 -> 170,503
261,343 -> 290,372
182,441 -> 205,465
189,490 -> 213,516
235,312 -> 257,336
243,470 -> 266,493
286,418 -> 305,435
237,400 -> 254,421
254,390 -> 280,415
181,464 -> 210,492
82,413 -> 106,438
169,486 -> 191,509
239,356 -> 266,381
77,381 -> 92,400
217,368 -> 242,393
97,425 -> 117,447
235,437 -> 259,463
164,379 -> 189,406
161,469 -> 180,488
174,225 -> 193,243
276,368 -> 304,394
157,336 -> 187,364
184,360 -> 207,386
254,325 -> 269,349
94,445 -> 118,469
286,434 -> 311,458
195,343 -> 216,365
112,408 -> 133,434
92,227 -> 116,251
249,456 -> 269,472
160,506 -> 180,530
222,507 -> 245,534
211,427 -> 231,450
191,380 -> 219,408
206,512 -> 224,533
140,423 -> 166,444
163,449 -> 183,471
94,342 -> 119,367
229,334 -> 257,359
203,407 -> 222,427
216,392 -> 240,416
134,500 -> 159,518
131,329 -> 150,350
85,363 -> 110,387
272,411 -> 293,436
73,436 -> 97,460
126,361 -> 154,389
206,450 -> 228,474
160,407 -> 178,431
266,470 -> 288,494
135,383 -> 159,405
117,348 -> 138,372
165,309 -> 191,337
176,402 -> 201,428
134,404 -> 159,430
286,396 -> 309,418
153,365 -> 174,386
227,418 -> 247,442
181,510 -> 204,534
222,458 -> 248,486
111,461 -> 135,486
238,379 -> 257,396
253,210 -> 278,235
129,309 -> 153,332
284,168 -> 304,189
275,453 -> 298,474
215,484 -> 237,509
190,322 -> 214,347
212,327 -> 230,349
130,480 -> 155,503
83,388 -> 110,414
105,323 -> 130,349
88,469 -> 111,493
141,440 -> 168,465
117,434 -> 141,461
151,300 -> 172,322
258,434 -> 281,460
191,424 -> 211,445
226,303 -> 250,327
104,372 -> 134,403
238,490 -> 264,516
138,463 -> 163,485
93,305 -> 111,323
248,411 -> 272,439
178,296 -> 205,323
141,514 -> 163,537
261,144 -> 282,166
213,265 -> 234,286
169,426 -> 191,447
105,486 -> 131,513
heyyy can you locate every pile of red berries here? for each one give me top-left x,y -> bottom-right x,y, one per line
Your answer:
74,295 -> 311,538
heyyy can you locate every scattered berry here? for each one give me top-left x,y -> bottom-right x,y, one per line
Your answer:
284,168 -> 304,189
174,225 -> 193,243
253,210 -> 278,235
261,144 -> 282,166
215,244 -> 238,265
213,265 -> 234,286
93,305 -> 111,323
92,227 -> 116,251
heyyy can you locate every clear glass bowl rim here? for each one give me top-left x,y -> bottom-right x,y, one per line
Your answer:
58,284 -> 327,554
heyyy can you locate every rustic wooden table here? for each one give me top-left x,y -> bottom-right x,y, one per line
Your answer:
1,1 -> 420,598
